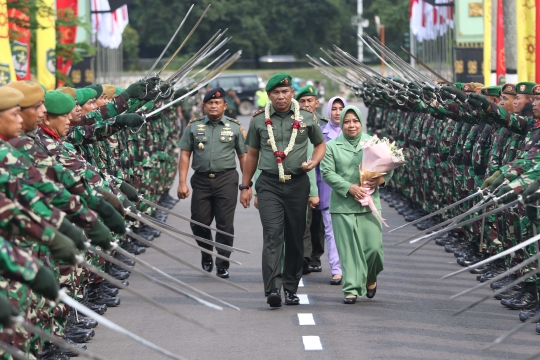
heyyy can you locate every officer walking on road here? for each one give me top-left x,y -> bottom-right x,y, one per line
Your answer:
240,73 -> 326,307
177,87 -> 248,278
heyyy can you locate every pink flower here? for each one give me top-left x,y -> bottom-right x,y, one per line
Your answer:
292,120 -> 300,129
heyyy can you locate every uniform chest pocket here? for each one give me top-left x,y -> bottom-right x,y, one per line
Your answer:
195,135 -> 208,143
294,128 -> 308,143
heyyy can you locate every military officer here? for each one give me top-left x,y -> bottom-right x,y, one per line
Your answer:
240,73 -> 326,307
177,87 -> 248,278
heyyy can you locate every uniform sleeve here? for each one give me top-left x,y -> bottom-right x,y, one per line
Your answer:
321,143 -> 352,198
308,120 -> 324,145
0,237 -> 42,283
235,125 -> 248,154
307,143 -> 318,197
178,124 -> 193,152
246,119 -> 261,149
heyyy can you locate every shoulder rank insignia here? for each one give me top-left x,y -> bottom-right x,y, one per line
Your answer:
190,117 -> 202,123
252,109 -> 265,116
228,118 -> 241,125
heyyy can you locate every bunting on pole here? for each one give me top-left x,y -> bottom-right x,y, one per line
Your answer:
516,0 -> 536,81
496,0 -> 506,84
36,0 -> 56,90
0,0 -> 16,85
409,0 -> 454,43
483,0 -> 492,86
8,8 -> 31,80
56,0 -> 78,85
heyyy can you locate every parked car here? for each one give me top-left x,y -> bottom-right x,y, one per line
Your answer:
208,73 -> 262,115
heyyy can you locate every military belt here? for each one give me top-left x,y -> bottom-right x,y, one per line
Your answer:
195,168 -> 235,178
260,170 -> 305,180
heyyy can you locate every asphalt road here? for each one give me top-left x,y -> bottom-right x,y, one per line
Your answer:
86,110 -> 540,360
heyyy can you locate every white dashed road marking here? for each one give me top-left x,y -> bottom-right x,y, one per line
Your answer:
302,336 -> 323,350
298,294 -> 309,304
297,313 -> 315,325
299,278 -> 304,287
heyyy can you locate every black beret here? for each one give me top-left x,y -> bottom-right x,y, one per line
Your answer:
203,87 -> 226,103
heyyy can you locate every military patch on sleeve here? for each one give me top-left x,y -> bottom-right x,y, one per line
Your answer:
189,117 -> 201,123
252,109 -> 265,116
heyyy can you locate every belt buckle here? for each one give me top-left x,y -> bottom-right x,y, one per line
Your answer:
208,173 -> 216,178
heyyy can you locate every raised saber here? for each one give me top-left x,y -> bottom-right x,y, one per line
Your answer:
359,35 -> 412,83
81,260 -> 214,332
139,213 -> 250,253
389,190 -> 484,233
87,244 -> 223,311
158,4 -> 211,75
126,209 -> 242,265
115,247 -> 240,310
400,45 -> 455,86
139,196 -> 234,237
144,4 -> 194,79
59,289 -> 188,360
15,317 -> 108,360
487,309 -> 540,351
126,230 -> 249,292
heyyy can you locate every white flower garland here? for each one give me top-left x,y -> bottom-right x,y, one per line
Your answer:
265,98 -> 301,182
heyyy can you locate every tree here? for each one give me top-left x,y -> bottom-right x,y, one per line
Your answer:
122,24 -> 140,71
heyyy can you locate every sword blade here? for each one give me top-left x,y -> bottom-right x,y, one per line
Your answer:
158,4 -> 211,75
488,310 -> 540,351
88,245 -> 223,311
389,190 -> 483,233
144,4 -> 194,79
127,211 -> 242,265
115,247 -> 240,310
17,319 -> 108,360
139,197 -> 235,237
81,261 -> 214,332
400,45 -> 454,86
140,213 -> 250,254
59,289 -> 189,360
359,35 -> 409,81
126,230 -> 249,292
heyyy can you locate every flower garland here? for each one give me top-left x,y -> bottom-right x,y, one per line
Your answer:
265,98 -> 301,182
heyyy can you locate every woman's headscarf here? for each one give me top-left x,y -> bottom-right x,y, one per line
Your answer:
325,96 -> 347,140
340,105 -> 363,147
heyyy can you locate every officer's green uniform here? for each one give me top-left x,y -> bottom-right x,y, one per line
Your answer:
246,74 -> 324,296
179,88 -> 247,271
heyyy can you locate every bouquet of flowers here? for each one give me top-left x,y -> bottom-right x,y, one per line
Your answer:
358,135 -> 407,226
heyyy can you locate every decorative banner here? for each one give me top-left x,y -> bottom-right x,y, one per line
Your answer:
0,0 -> 16,85
56,0 -> 78,86
36,0 -> 56,90
516,0 -> 536,82
483,0 -> 492,86
537,0 -> 540,83
496,0 -> 506,84
8,8 -> 31,80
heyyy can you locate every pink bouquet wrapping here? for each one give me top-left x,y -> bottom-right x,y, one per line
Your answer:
358,136 -> 407,227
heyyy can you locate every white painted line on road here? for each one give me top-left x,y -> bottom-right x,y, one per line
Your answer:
298,294 -> 309,304
299,278 -> 304,287
302,336 -> 322,350
298,313 -> 315,325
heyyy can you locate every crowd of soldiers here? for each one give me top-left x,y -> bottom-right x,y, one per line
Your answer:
361,78 -> 540,333
0,76 -> 187,359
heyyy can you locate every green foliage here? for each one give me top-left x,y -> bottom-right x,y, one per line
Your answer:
122,25 -> 140,71
130,0 -> 359,64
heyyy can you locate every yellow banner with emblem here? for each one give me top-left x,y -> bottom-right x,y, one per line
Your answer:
483,0 -> 492,86
36,0 -> 56,90
516,0 -> 536,82
0,0 -> 16,85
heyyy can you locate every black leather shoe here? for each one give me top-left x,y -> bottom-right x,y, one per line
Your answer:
108,268 -> 130,280
501,282 -> 538,310
137,229 -> 155,241
469,265 -> 489,274
284,290 -> 300,305
536,322 -> 540,334
445,241 -> 467,253
80,300 -> 107,315
202,258 -> 213,272
114,252 -> 135,266
494,289 -> 518,300
343,296 -> 357,304
330,276 -> 342,285
64,327 -> 95,343
216,268 -> 229,278
302,258 -> 312,275
310,265 -> 322,272
102,279 -> 129,289
366,284 -> 377,299
122,242 -> 146,255
89,293 -> 121,307
72,317 -> 98,329
267,288 -> 282,308
88,286 -> 118,297
520,302 -> 540,322
491,274 -> 517,290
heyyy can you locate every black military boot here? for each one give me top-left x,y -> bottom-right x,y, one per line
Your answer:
491,274 -> 518,290
501,282 -> 538,310
520,301 -> 540,322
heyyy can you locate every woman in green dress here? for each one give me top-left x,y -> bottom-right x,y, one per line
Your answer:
320,105 -> 392,304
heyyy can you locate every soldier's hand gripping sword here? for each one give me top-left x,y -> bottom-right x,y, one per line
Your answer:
126,230 -> 249,292
138,196 -> 235,237
115,246 -> 240,310
87,244 -> 223,310
59,289 -> 189,360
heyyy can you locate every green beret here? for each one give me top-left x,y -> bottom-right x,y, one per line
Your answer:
115,87 -> 125,96
454,82 -> 464,90
480,86 -> 502,97
0,87 -> 24,111
86,84 -> 103,97
516,82 -> 536,95
501,83 -> 517,95
266,73 -> 292,92
44,91 -> 76,115
295,85 -> 317,100
76,88 -> 97,105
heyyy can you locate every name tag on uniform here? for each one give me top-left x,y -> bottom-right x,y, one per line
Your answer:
197,132 -> 206,135
221,131 -> 233,136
